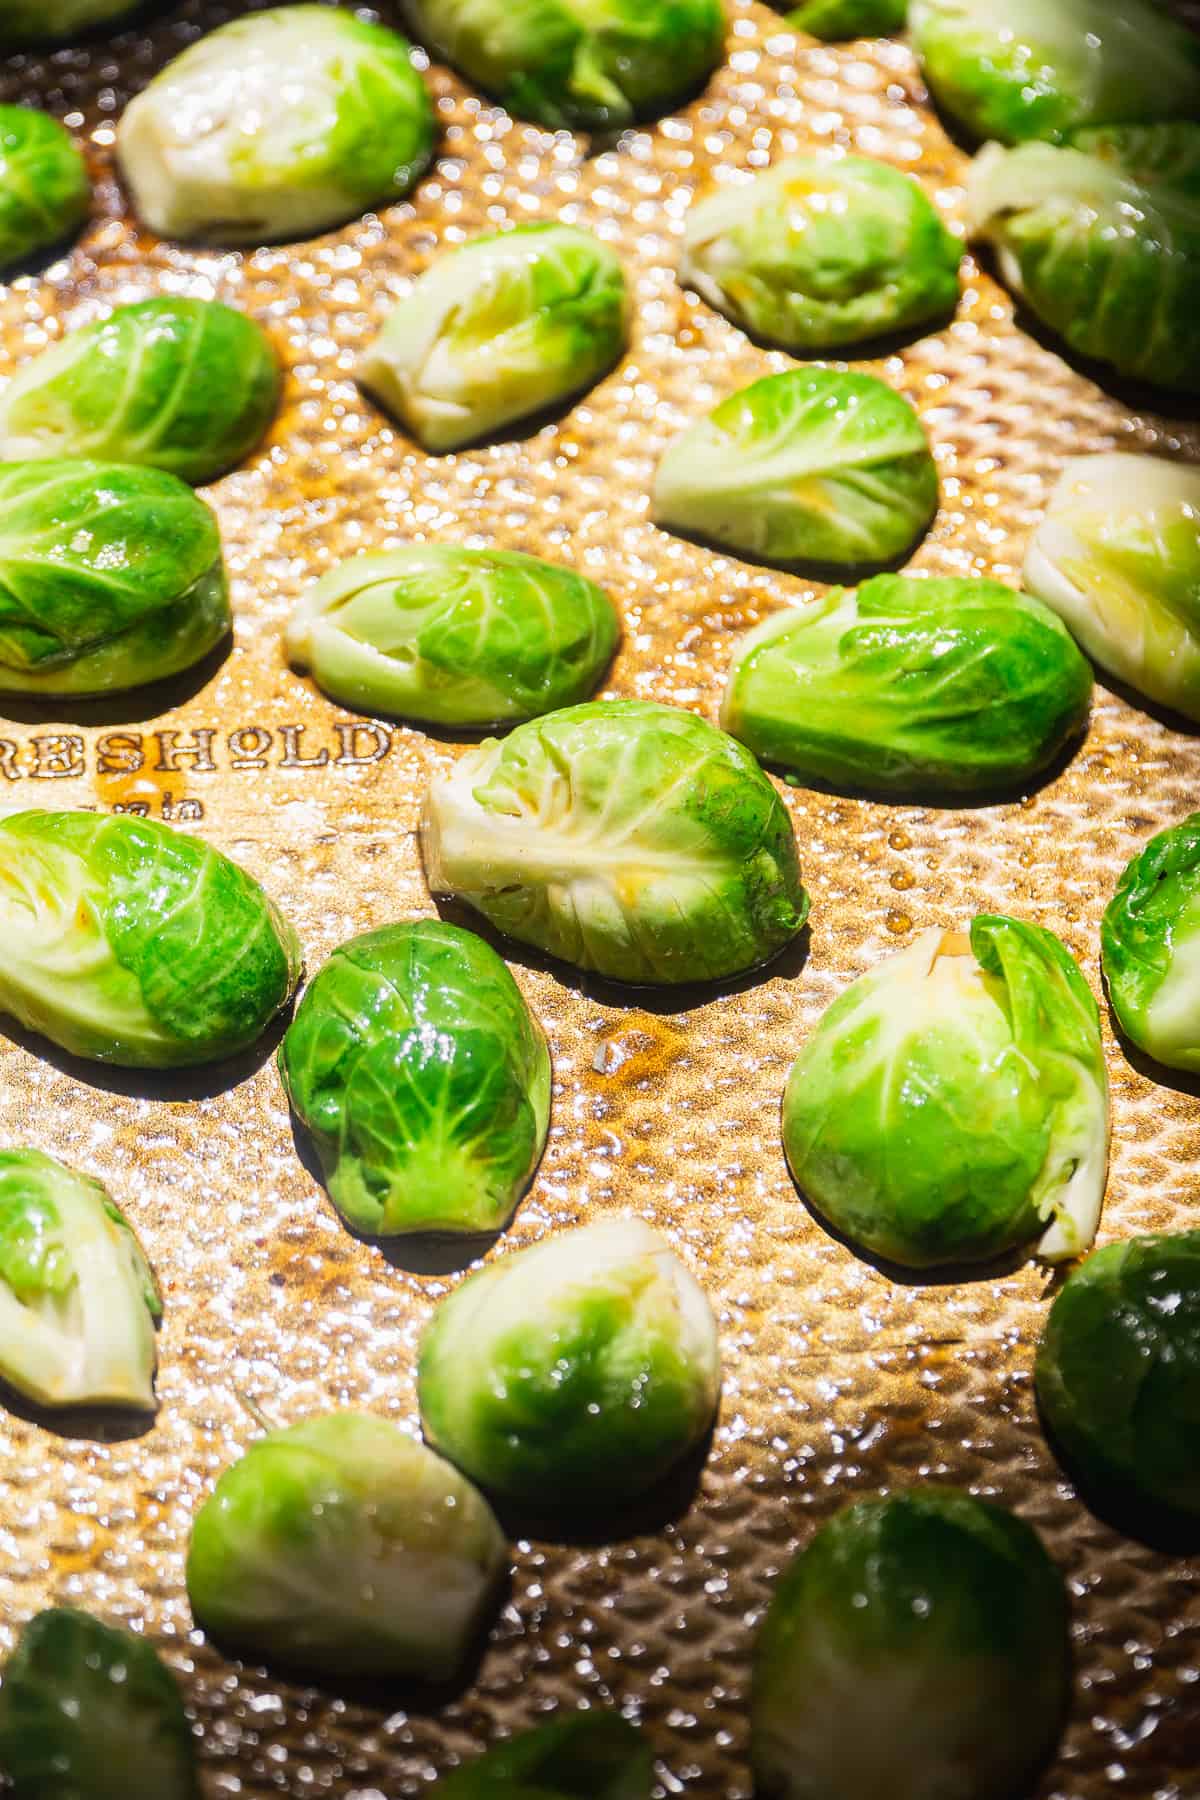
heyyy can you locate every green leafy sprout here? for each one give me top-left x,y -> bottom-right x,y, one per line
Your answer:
1102,815 -> 1200,1072
784,0 -> 907,39
435,1710 -> 654,1798
0,0 -> 142,49
0,107 -> 89,275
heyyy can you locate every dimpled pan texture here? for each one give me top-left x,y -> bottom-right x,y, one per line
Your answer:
1,3 -> 1199,1795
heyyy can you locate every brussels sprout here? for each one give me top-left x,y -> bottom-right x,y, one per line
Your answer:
0,811 -> 301,1069
117,7 -> 435,245
782,916 -> 1109,1269
0,108 -> 88,276
653,369 -> 938,569
720,575 -> 1092,797
422,699 -> 809,985
966,125 -> 1200,395
279,921 -> 550,1239
288,545 -> 619,724
681,156 -> 959,351
404,0 -> 725,132
1035,1232 -> 1200,1524
784,0 -> 907,38
0,1150 -> 159,1413
911,0 -> 1200,146
359,225 -> 629,454
186,1412 -> 506,1681
1023,453 -> 1200,719
419,1217 -> 720,1505
0,300 -> 280,485
0,460 -> 228,698
0,0 -> 141,50
751,1487 -> 1069,1800
0,1608 -> 198,1799
436,1712 -> 654,1798
1101,817 -> 1200,1072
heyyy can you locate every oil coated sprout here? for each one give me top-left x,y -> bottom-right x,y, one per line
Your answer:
0,107 -> 89,275
782,917 -> 1110,1269
751,1488 -> 1069,1800
0,299 -> 281,484
422,699 -> 809,985
0,0 -> 141,48
288,545 -> 620,725
359,224 -> 629,454
419,1218 -> 720,1506
721,575 -> 1092,798
1102,816 -> 1200,1074
653,368 -> 938,569
0,811 -> 302,1068
435,1712 -> 654,1798
1023,453 -> 1200,719
116,7 -> 435,244
0,1608 -> 199,1799
186,1412 -> 507,1681
279,921 -> 551,1240
681,155 -> 960,351
784,0 -> 907,37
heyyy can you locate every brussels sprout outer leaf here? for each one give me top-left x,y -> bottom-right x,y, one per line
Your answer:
435,1712 -> 654,1799
0,107 -> 89,273
0,811 -> 301,1067
681,155 -> 958,351
751,1487 -> 1069,1800
653,368 -> 938,568
418,1217 -> 720,1505
186,1412 -> 506,1680
279,920 -> 550,1237
0,0 -> 141,48
720,575 -> 1091,794
1035,1232 -> 1200,1521
0,299 -> 281,484
1101,814 -> 1200,1072
0,1607 -> 198,1799
784,0 -> 906,38
288,545 -> 619,724
422,699 -> 808,985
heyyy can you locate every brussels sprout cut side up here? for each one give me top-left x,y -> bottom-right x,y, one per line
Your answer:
0,0 -> 142,49
419,1218 -> 720,1508
653,369 -> 938,570
0,811 -> 301,1068
279,921 -> 550,1240
0,1608 -> 199,1800
785,0 -> 907,38
783,916 -> 1110,1270
359,224 -> 629,454
681,156 -> 959,352
404,0 -> 726,132
117,7 -> 435,244
0,299 -> 281,484
422,699 -> 809,986
289,546 -> 619,726
1102,815 -> 1200,1074
435,1711 -> 654,1799
1024,453 -> 1200,723
721,575 -> 1092,798
1036,1232 -> 1200,1529
966,126 -> 1200,397
0,107 -> 89,276
751,1488 -> 1069,1800
186,1412 -> 506,1682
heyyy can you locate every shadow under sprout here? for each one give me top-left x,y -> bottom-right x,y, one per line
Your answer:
0,1376 -> 159,1444
0,633 -> 233,730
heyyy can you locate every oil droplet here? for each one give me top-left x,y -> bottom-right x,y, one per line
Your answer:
888,829 -> 911,851
890,870 -> 914,891
886,909 -> 912,935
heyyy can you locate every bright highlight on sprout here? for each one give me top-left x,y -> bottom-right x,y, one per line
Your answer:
0,106 -> 89,275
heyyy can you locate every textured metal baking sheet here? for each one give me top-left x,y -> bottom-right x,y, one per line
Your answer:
1,3 -> 1199,1794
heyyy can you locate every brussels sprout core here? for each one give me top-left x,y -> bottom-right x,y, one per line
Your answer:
1101,815 -> 1200,1072
436,1711 -> 654,1798
0,107 -> 89,275
419,1218 -> 720,1505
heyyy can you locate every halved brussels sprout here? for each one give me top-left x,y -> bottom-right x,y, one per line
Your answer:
359,224 -> 629,454
0,1149 -> 159,1412
0,460 -> 228,698
1036,1232 -> 1200,1524
186,1412 -> 506,1680
0,811 -> 301,1069
1101,816 -> 1200,1072
419,1218 -> 720,1505
405,0 -> 726,132
966,125 -> 1200,395
784,0 -> 907,38
0,0 -> 141,49
751,1488 -> 1069,1800
0,299 -> 281,484
437,1712 -> 654,1798
681,156 -> 959,351
782,916 -> 1109,1269
911,0 -> 1200,146
422,699 -> 809,985
279,920 -> 550,1239
1023,454 -> 1200,719
653,369 -> 938,569
0,1608 -> 198,1799
117,7 -> 435,245
288,546 -> 619,724
0,107 -> 88,275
